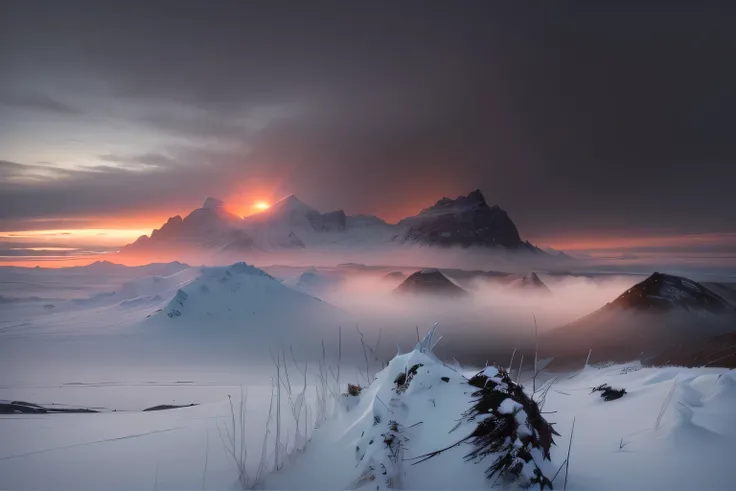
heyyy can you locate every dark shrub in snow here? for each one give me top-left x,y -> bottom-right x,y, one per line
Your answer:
591,384 -> 627,401
415,366 -> 558,489
465,366 -> 558,489
394,363 -> 423,394
346,383 -> 363,397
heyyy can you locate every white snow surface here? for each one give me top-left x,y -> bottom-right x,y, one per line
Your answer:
264,357 -> 736,491
1,342 -> 735,490
1,263 -> 735,490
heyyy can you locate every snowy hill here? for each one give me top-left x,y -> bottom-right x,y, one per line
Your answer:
393,269 -> 468,297
138,263 -> 348,353
153,262 -> 339,322
116,268 -> 199,300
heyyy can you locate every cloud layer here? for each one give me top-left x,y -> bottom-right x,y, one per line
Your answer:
1,1 -> 735,251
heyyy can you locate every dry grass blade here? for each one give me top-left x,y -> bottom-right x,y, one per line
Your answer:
355,324 -> 372,385
516,354 -> 524,383
551,459 -> 567,484
507,348 -> 517,373
201,429 -> 209,491
564,416 -> 576,491
217,389 -> 255,489
655,378 -> 678,430
533,313 -> 539,393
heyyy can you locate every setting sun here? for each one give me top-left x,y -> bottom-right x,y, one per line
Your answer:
254,201 -> 270,210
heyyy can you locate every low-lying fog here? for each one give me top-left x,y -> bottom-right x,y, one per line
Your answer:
0,263 -> 644,387
273,268 -> 642,365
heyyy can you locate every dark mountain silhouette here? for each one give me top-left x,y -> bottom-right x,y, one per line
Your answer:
399,190 -> 534,250
393,269 -> 469,298
608,272 -> 734,314
541,273 -> 736,370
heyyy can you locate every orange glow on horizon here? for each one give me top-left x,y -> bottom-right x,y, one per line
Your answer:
531,232 -> 736,252
254,201 -> 270,211
0,228 -> 153,246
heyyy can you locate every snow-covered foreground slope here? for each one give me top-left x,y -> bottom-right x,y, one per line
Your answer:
1,333 -> 735,491
0,383 -> 285,491
2,263 -> 735,490
266,358 -> 736,490
1,348 -> 734,491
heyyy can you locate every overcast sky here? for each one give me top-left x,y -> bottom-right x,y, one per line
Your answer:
1,1 -> 735,252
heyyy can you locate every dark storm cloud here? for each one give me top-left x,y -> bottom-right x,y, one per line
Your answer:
1,1 -> 735,239
0,91 -> 80,115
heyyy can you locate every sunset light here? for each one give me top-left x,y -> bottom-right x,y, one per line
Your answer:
1,4 -> 734,490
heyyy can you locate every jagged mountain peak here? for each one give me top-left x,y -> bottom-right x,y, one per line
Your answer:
418,189 -> 491,216
400,189 -> 530,249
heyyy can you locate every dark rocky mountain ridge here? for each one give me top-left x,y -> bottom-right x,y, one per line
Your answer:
399,190 -> 534,250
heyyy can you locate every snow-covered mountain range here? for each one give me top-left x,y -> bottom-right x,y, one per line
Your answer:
121,190 -> 560,263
